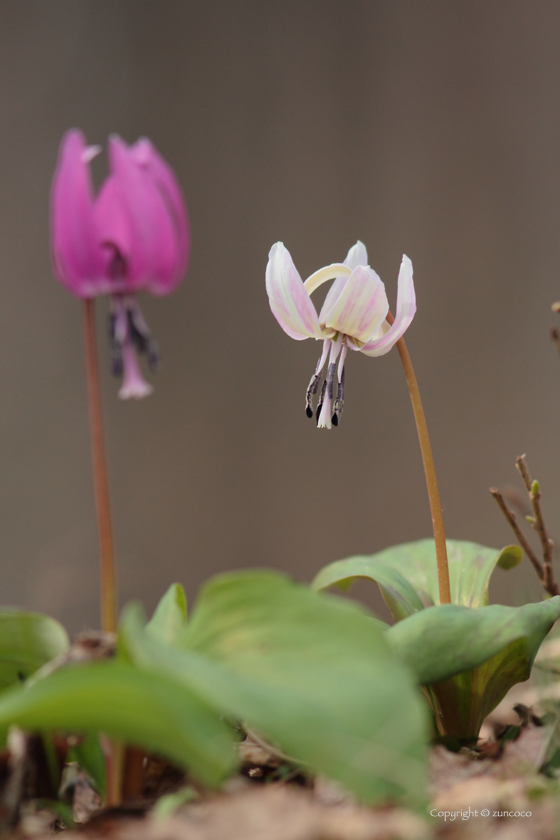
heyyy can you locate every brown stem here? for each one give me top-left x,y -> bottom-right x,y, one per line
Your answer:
387,314 -> 451,604
490,487 -> 545,581
122,746 -> 145,801
104,737 -> 124,807
82,299 -> 117,633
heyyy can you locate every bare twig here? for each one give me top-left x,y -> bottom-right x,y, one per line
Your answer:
516,456 -> 555,591
515,455 -> 532,494
490,488 -> 544,581
490,457 -> 560,598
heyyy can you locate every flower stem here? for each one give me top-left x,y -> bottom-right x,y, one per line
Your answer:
82,299 -> 117,633
387,314 -> 451,604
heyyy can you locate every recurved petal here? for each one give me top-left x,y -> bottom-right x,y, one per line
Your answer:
322,265 -> 388,343
131,138 -> 190,288
50,129 -> 105,297
360,255 -> 416,356
319,241 -> 369,322
266,243 -> 323,340
107,135 -> 179,295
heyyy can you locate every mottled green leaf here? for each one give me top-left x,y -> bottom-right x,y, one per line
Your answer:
312,539 -> 514,621
386,598 -> 560,740
121,571 -> 427,806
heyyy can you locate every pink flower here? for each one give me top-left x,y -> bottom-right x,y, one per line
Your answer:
266,242 -> 416,428
51,129 -> 190,399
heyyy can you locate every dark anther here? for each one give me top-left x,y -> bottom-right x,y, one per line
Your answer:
305,372 -> 320,418
332,367 -> 345,426
111,351 -> 123,378
127,311 -> 149,355
127,308 -> 160,370
108,313 -> 123,377
316,380 -> 327,424
147,340 -> 160,372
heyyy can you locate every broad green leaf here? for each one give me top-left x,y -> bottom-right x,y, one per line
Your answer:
386,599 -> 560,684
0,611 -> 69,691
0,660 -> 236,787
150,570 -> 426,806
312,539 -> 516,621
146,583 -> 187,645
387,598 -> 560,740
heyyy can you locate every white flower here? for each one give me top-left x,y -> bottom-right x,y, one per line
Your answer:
265,241 -> 416,428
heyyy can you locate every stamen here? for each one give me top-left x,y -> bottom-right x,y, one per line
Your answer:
332,368 -> 345,426
317,335 -> 343,429
108,294 -> 158,393
127,310 -> 149,355
108,300 -> 127,378
316,380 -> 327,424
108,313 -> 124,377
305,374 -> 320,418
332,339 -> 348,426
127,298 -> 160,371
304,340 -> 330,419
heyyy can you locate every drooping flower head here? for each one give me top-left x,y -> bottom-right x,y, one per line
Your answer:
51,129 -> 190,398
266,242 -> 416,428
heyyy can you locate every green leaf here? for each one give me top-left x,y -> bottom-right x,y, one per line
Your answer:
124,570 -> 426,806
312,539 -> 512,621
146,583 -> 187,646
0,660 -> 236,787
386,598 -> 560,740
0,611 -> 69,691
386,599 -> 560,684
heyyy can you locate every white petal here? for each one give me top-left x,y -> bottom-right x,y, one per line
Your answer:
319,241 -> 368,322
266,243 -> 323,340
360,255 -> 416,356
344,240 -> 368,271
322,266 -> 388,343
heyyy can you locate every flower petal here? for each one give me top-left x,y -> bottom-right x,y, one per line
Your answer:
50,130 -> 106,297
344,240 -> 368,271
319,241 -> 368,322
360,255 -> 416,356
131,138 -> 190,290
106,136 -> 180,295
266,243 -> 323,340
322,265 -> 388,343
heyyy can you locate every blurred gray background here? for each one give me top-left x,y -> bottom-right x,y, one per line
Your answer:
0,0 -> 559,631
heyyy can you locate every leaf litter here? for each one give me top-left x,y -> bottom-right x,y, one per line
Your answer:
3,701 -> 560,840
